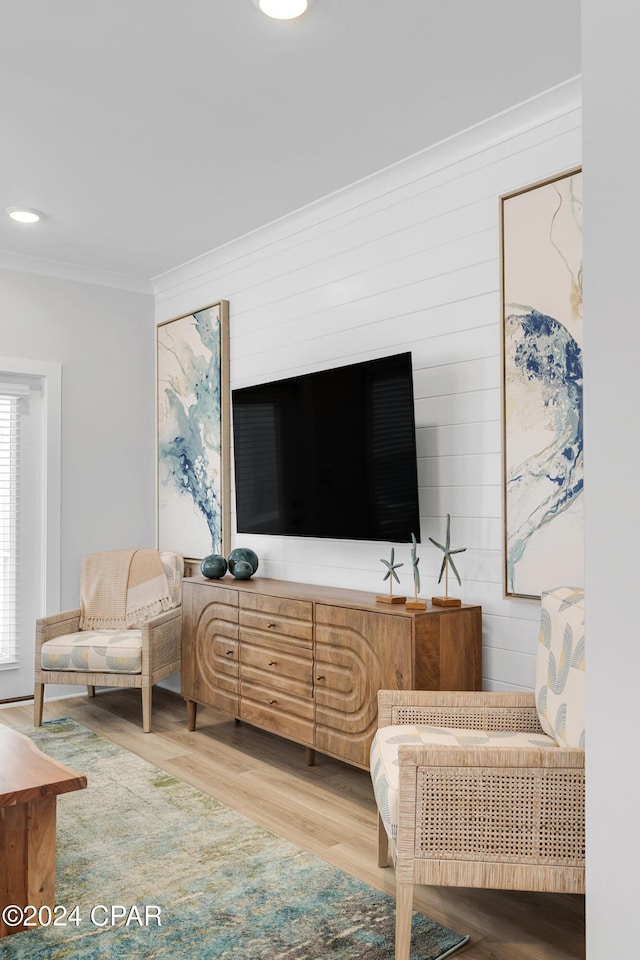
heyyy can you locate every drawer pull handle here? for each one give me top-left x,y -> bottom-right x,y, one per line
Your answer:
267,622 -> 276,629
268,699 -> 277,705
316,675 -> 325,681
225,650 -> 234,656
268,660 -> 276,666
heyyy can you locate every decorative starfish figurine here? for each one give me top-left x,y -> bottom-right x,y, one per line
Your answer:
380,547 -> 404,600
404,532 -> 426,610
410,532 -> 421,599
429,514 -> 466,597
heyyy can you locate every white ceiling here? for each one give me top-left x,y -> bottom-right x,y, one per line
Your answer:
0,1 -> 581,289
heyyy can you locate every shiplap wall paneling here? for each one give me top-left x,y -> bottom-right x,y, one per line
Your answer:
155,80 -> 581,690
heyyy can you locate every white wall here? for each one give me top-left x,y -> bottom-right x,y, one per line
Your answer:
583,3 -> 640,956
0,268 -> 156,609
155,79 -> 581,692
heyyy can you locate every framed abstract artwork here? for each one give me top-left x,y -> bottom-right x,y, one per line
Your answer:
500,168 -> 583,600
157,301 -> 230,564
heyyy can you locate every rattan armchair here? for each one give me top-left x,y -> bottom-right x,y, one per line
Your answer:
34,551 -> 183,733
370,586 -> 585,960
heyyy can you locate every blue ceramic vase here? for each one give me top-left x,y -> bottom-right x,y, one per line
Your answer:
228,547 -> 259,579
201,554 -> 228,579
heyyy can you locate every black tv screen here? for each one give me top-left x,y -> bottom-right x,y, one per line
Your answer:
231,352 -> 421,544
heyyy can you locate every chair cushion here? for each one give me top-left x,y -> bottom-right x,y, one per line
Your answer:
41,630 -> 142,674
160,551 -> 183,608
370,723 -> 558,842
535,586 -> 585,748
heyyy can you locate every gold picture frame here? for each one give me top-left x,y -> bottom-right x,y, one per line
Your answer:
157,300 -> 230,567
500,168 -> 583,600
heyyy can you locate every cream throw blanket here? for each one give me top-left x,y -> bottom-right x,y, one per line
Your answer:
79,549 -> 173,630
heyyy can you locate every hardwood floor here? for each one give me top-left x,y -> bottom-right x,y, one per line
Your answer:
0,687 -> 586,959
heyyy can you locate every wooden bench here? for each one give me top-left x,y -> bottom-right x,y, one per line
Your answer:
0,724 -> 87,937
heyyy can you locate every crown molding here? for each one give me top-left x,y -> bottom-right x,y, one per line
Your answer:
0,249 -> 153,295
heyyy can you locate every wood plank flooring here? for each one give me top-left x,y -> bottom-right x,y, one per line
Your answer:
0,688 -> 585,959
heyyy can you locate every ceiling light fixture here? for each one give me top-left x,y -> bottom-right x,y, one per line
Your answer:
258,0 -> 308,20
6,207 -> 42,224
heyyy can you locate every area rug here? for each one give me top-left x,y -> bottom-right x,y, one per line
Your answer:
2,719 -> 469,959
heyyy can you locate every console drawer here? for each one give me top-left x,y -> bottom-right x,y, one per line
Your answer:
240,680 -> 314,745
241,663 -> 312,699
241,638 -> 313,686
239,593 -> 313,644
240,593 -> 313,622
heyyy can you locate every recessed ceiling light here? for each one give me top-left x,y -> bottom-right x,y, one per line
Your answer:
258,0 -> 308,20
5,207 -> 42,224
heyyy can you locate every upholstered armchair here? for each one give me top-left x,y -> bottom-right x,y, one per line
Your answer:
370,586 -> 585,960
34,551 -> 183,733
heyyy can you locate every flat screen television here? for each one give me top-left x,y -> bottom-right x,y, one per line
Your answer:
231,351 -> 421,543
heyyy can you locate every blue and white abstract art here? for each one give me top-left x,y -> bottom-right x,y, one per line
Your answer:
501,170 -> 583,599
157,302 -> 230,560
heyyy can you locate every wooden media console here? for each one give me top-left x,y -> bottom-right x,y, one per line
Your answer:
181,577 -> 482,769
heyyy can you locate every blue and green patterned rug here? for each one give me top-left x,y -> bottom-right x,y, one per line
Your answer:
2,718 -> 469,959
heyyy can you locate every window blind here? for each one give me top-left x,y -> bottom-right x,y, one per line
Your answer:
0,383 -> 28,665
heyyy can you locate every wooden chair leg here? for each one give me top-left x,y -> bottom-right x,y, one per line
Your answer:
142,686 -> 152,733
395,881 -> 413,960
378,813 -> 389,868
34,683 -> 44,726
87,685 -> 96,697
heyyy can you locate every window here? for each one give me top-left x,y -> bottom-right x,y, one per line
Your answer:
0,384 -> 28,665
0,359 -> 60,701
